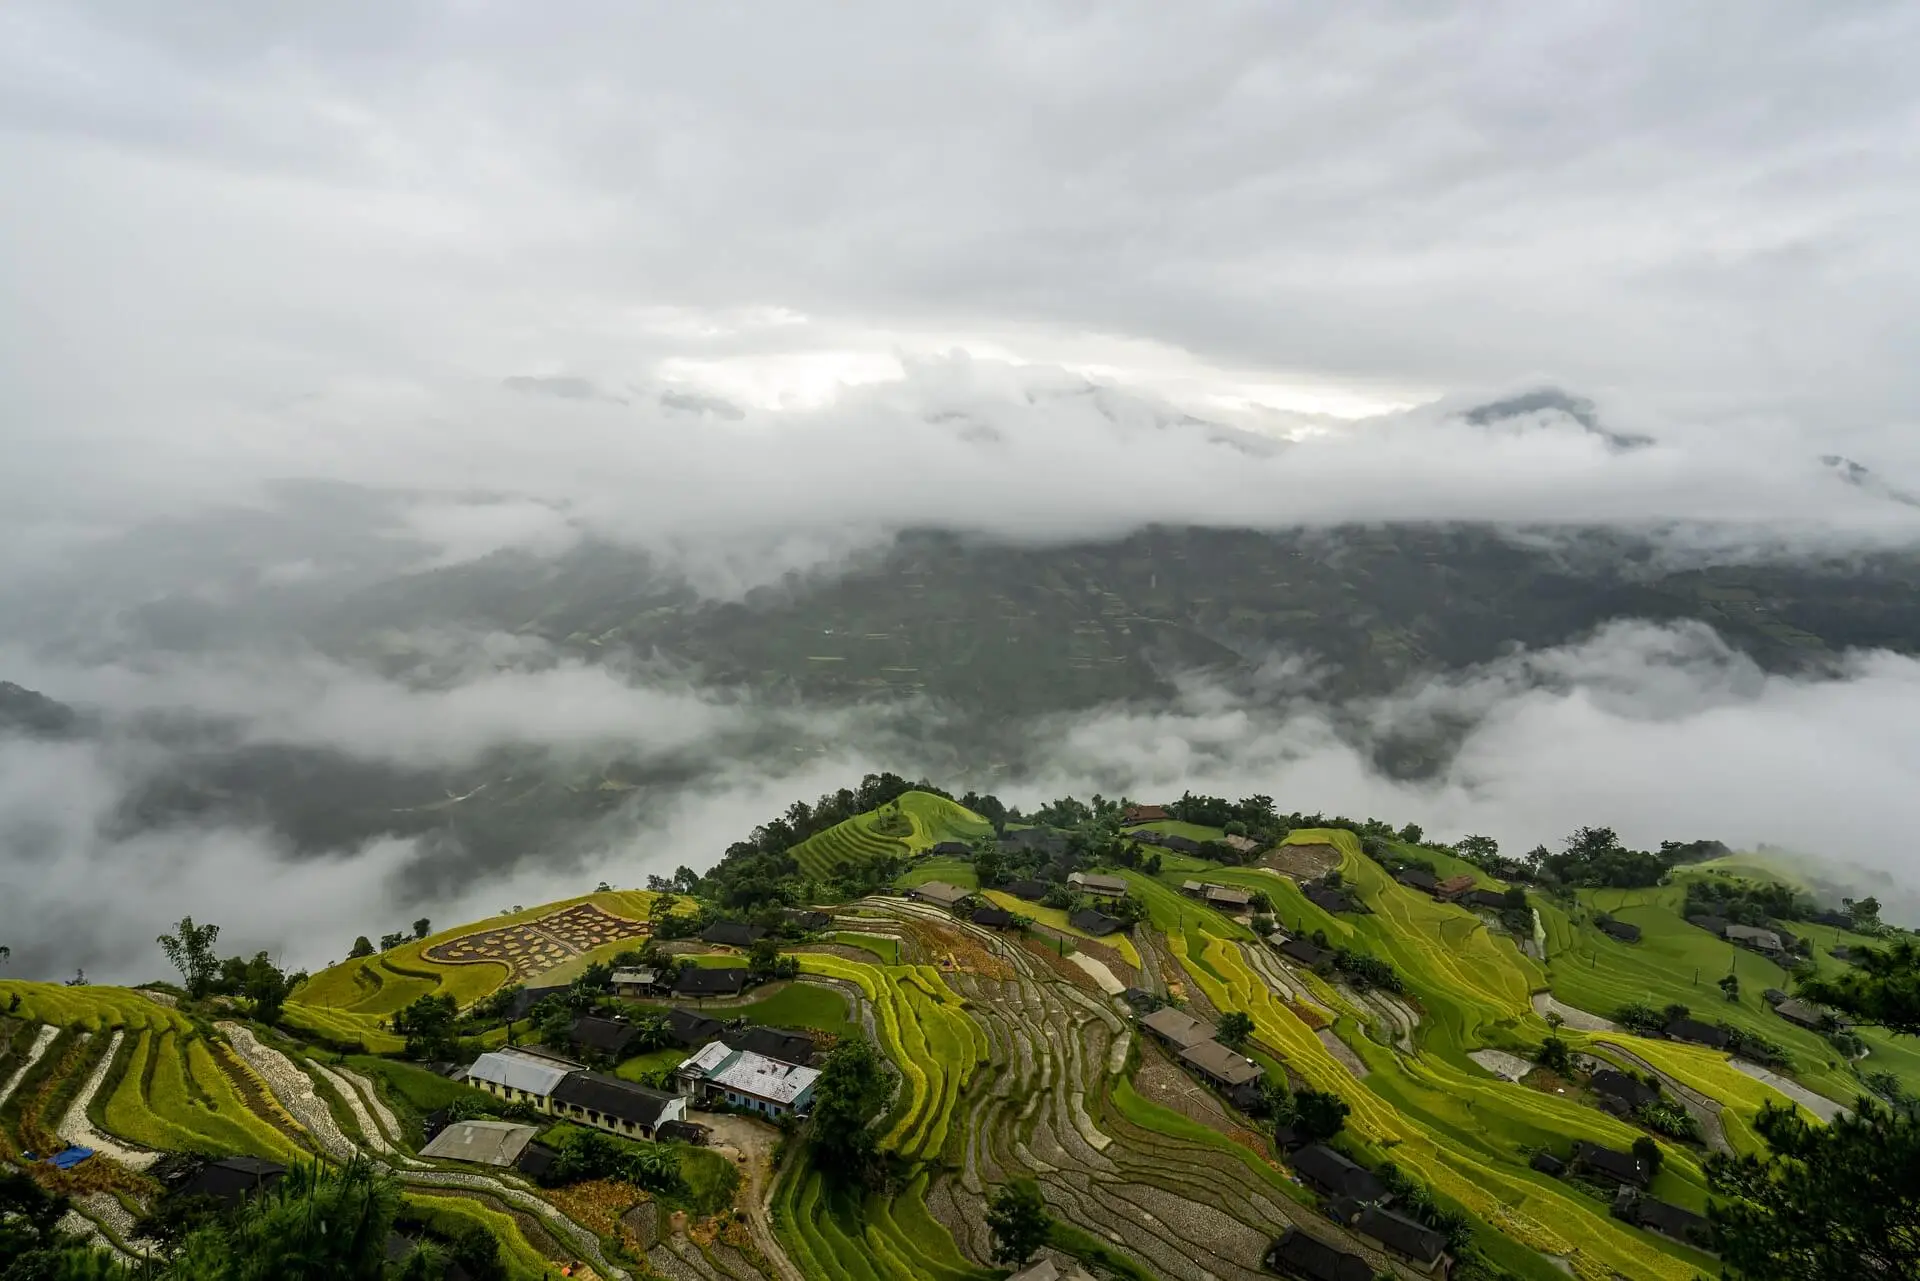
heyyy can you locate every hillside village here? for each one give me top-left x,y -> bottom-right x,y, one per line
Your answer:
1,780 -> 1914,1281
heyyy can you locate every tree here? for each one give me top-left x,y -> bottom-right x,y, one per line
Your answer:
238,952 -> 295,1025
156,916 -> 221,998
1709,1098 -> 1919,1280
1632,1136 -> 1664,1177
1217,1011 -> 1255,1048
411,918 -> 431,940
1286,1088 -> 1351,1143
973,843 -> 1006,888
1456,834 -> 1499,864
348,936 -> 375,959
379,931 -> 406,952
391,993 -> 459,1061
985,1180 -> 1052,1267
66,967 -> 87,986
808,1037 -> 891,1186
1798,939 -> 1920,1035
1399,823 -> 1423,844
0,945 -> 10,965
1844,895 -> 1882,930
1535,1035 -> 1572,1074
1720,972 -> 1742,1000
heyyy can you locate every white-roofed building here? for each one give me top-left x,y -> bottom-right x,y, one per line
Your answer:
676,1040 -> 821,1118
465,1049 -> 573,1113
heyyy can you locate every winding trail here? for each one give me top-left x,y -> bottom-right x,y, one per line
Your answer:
0,1025 -> 58,1108
1727,1060 -> 1850,1123
58,1030 -> 160,1169
1532,992 -> 1618,1032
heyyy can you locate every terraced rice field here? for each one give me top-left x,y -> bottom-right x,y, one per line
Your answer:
792,792 -> 990,879
980,890 -> 1145,969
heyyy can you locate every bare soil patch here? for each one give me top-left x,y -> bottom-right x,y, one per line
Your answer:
1263,843 -> 1341,881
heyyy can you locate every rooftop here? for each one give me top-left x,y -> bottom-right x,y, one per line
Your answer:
1069,872 -> 1129,896
466,1050 -> 573,1097
1290,1145 -> 1387,1202
701,920 -> 768,948
420,1120 -> 538,1167
908,880 -> 972,908
1264,1227 -> 1374,1281
1139,1005 -> 1214,1048
551,1073 -> 681,1127
705,1046 -> 822,1105
675,965 -> 749,997
1355,1206 -> 1448,1265
1178,1040 -> 1263,1086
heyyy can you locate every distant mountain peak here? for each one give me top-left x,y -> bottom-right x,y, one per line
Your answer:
1461,387 -> 1652,451
1820,454 -> 1920,507
0,681 -> 79,737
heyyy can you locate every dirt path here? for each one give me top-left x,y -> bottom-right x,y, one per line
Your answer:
57,1030 -> 159,1169
696,1113 -> 802,1281
1727,1060 -> 1850,1123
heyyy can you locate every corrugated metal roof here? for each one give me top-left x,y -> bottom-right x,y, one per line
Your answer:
466,1050 -> 572,1096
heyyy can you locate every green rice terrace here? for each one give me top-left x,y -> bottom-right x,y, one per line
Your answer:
3,784 -> 1913,1280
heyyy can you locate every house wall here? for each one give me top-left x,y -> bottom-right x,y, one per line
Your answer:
695,1079 -> 814,1119
472,1077 -> 554,1115
552,1095 -> 687,1141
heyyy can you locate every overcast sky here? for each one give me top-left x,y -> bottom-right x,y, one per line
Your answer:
7,4 -> 1920,977
5,1 -> 1920,545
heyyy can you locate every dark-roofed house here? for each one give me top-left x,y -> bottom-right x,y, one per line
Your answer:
1725,924 -> 1784,955
665,1007 -> 724,1047
725,1026 -> 815,1065
1529,1151 -> 1566,1177
570,1014 -> 643,1060
611,969 -> 664,998
1069,907 -> 1125,936
421,1120 -> 538,1167
1121,987 -> 1159,1015
514,1142 -> 559,1184
1303,886 -> 1349,914
1831,944 -> 1857,963
504,984 -> 568,1021
551,1072 -> 688,1141
1130,830 -> 1169,848
1202,885 -> 1254,911
1289,1145 -> 1387,1202
1809,908 -> 1853,929
906,880 -> 973,910
784,909 -> 833,933
675,965 -> 749,999
1589,1069 -> 1658,1112
1122,804 -> 1169,825
1280,938 -> 1333,968
1179,1040 -> 1263,1089
656,1119 -> 708,1145
1613,1189 -> 1714,1250
1354,1206 -> 1451,1275
701,921 -> 767,949
175,1157 -> 286,1208
1665,1018 -> 1731,1050
1571,1140 -> 1650,1189
1395,867 -> 1439,893
972,906 -> 1014,929
1773,999 -> 1837,1032
1139,1006 -> 1214,1050
1761,988 -> 1788,1006
1461,889 -> 1510,911
1005,878 -> 1050,901
1068,872 -> 1129,898
1264,1228 -> 1375,1281
1162,834 -> 1202,854
1598,918 -> 1642,943
1004,827 -> 1068,853
1686,914 -> 1730,937
930,840 -> 974,856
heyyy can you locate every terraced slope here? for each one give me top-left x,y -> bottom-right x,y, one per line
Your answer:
791,792 -> 990,879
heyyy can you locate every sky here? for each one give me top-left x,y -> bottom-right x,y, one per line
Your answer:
5,3 -> 1920,978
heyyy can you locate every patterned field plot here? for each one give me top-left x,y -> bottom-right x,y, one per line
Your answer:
421,903 -> 650,981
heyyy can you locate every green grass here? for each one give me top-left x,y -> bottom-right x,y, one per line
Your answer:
403,1194 -> 553,1281
896,858 -> 977,890
613,1047 -> 686,1083
830,932 -> 900,965
540,1120 -> 739,1214
627,980 -> 855,1038
343,1055 -> 492,1118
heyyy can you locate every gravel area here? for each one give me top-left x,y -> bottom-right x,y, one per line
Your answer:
310,1060 -> 407,1160
1727,1059 -> 1850,1122
79,1191 -> 157,1257
1470,1049 -> 1537,1082
1067,950 -> 1125,995
219,1024 -> 356,1160
1315,1027 -> 1370,1079
0,1024 -> 57,1108
58,1030 -> 159,1169
335,1066 -> 405,1147
1532,993 -> 1617,1031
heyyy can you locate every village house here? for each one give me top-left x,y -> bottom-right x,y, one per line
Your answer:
664,1007 -> 724,1048
1528,1151 -> 1566,1177
1460,888 -> 1510,911
551,1072 -> 688,1141
1394,867 -> 1439,893
1222,834 -> 1263,857
674,965 -> 750,999
464,1049 -> 573,1114
568,1013 -> 644,1060
1304,886 -> 1359,915
1279,937 -> 1333,968
1597,919 -> 1643,944
1289,1145 -> 1387,1202
1612,1189 -> 1714,1251
1178,1040 -> 1263,1090
1685,914 -> 1730,937
783,909 -> 833,933
1724,924 -> 1785,956
503,984 -> 568,1022
1570,1140 -> 1651,1189
905,880 -> 973,910
724,1025 -> 816,1065
1204,885 -> 1254,911
1139,1005 -> 1214,1051
1005,878 -> 1050,901
1352,1205 -> 1452,1277
1433,875 -> 1477,900
1664,1017 -> 1731,1050
1264,1228 -> 1375,1281
1772,998 -> 1839,1032
1130,830 -> 1169,848
1068,906 -> 1125,936
1588,1068 -> 1658,1115
1068,871 -> 1129,898
1121,804 -> 1169,825
1006,1259 -> 1098,1281
611,968 -> 665,999
420,1119 -> 539,1167
1161,833 -> 1203,854
169,1157 -> 286,1209
971,905 -> 1014,929
929,840 -> 974,856
1808,908 -> 1853,929
677,1041 -> 821,1119
700,920 -> 767,949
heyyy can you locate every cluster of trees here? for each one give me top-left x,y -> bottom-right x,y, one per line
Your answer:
154,917 -> 303,1025
1613,1001 -> 1792,1069
1330,947 -> 1403,994
3,1159 -> 506,1280
805,1038 -> 893,1189
347,919 -> 433,959
985,1180 -> 1052,1268
536,1129 -> 683,1195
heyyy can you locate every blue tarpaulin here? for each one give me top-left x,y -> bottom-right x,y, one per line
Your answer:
46,1146 -> 94,1169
